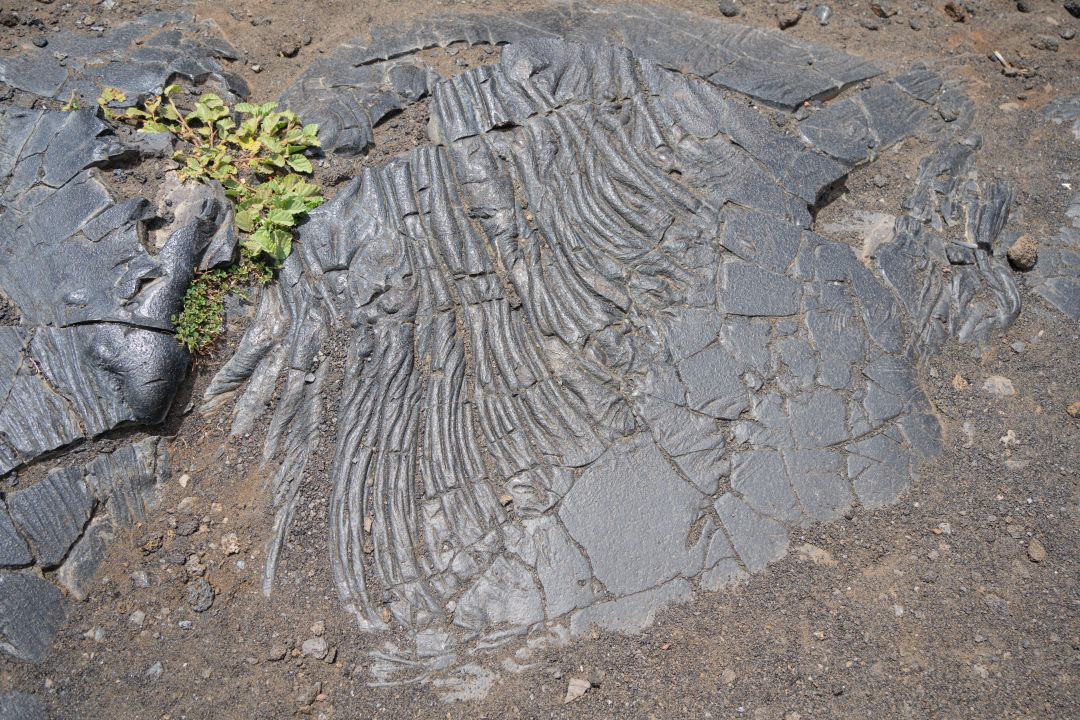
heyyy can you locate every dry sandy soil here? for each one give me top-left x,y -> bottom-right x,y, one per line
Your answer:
1,0 -> 1080,718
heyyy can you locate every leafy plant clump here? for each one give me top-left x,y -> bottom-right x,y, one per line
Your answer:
96,86 -> 326,353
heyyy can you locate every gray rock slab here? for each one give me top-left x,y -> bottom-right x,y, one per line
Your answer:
8,467 -> 95,569
56,516 -> 113,602
569,578 -> 693,637
0,691 -> 47,720
0,572 -> 66,663
0,501 -> 31,569
559,434 -> 704,597
714,493 -> 790,573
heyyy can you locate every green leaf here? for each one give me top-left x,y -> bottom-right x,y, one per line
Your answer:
160,104 -> 180,121
163,84 -> 181,96
278,196 -> 308,214
286,154 -> 312,173
141,121 -> 172,133
261,135 -> 283,153
235,210 -> 255,232
260,101 -> 278,115
266,208 -> 297,226
235,102 -> 259,115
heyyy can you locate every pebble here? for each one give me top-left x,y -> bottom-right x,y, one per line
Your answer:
909,18 -> 922,30
1010,341 -> 1026,353
85,627 -> 106,643
778,10 -> 802,28
1027,538 -> 1047,563
268,642 -> 288,661
982,375 -> 1016,397
33,36 -> 48,48
176,519 -> 198,537
1067,401 -> 1080,418
177,496 -> 198,513
178,473 -> 190,488
185,577 -> 215,612
952,373 -> 969,391
129,610 -> 146,626
718,1 -> 739,17
814,4 -> 833,25
310,620 -> 325,636
1066,0 -> 1080,19
146,661 -> 163,680
185,554 -> 206,577
869,0 -> 897,17
301,636 -> 328,659
1061,28 -> 1076,40
221,532 -> 240,555
861,18 -> 880,30
1016,0 -> 1033,11
251,63 -> 262,73
130,570 -> 151,588
297,681 -> 322,706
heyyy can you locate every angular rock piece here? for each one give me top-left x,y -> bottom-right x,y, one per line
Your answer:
0,501 -> 31,569
559,434 -> 704,597
0,691 -> 47,720
8,467 -> 95,569
569,578 -> 694,637
0,571 -> 66,662
56,516 -> 114,601
714,493 -> 790,573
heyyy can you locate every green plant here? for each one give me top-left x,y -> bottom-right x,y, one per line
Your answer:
61,90 -> 80,111
172,249 -> 273,354
94,86 -> 325,353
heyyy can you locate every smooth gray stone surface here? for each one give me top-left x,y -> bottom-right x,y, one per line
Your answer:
0,572 -> 66,663
1029,192 -> 1080,320
0,501 -> 31,569
0,691 -> 47,720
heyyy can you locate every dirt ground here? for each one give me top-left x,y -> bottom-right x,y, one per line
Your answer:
2,0 -> 1080,718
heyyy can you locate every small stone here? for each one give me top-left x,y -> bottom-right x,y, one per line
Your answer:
909,18 -> 922,30
1033,35 -> 1060,52
944,1 -> 969,22
251,63 -> 263,73
185,578 -> 214,612
872,174 -> 887,188
1067,402 -> 1080,418
983,376 -> 1016,398
1061,28 -> 1076,40
814,4 -> 833,24
32,36 -> 48,48
861,18 -> 880,30
869,0 -> 897,17
1066,0 -> 1080,19
268,642 -> 288,661
221,532 -> 240,555
130,570 -> 151,588
1016,0 -> 1033,11
178,473 -> 190,488
1010,341 -> 1026,353
718,0 -> 739,17
310,620 -> 325,636
564,677 -> 591,703
0,12 -> 18,26
85,626 -> 106,642
176,519 -> 198,537
279,34 -> 302,58
297,681 -> 322,706
146,661 -> 163,680
129,610 -> 146,626
301,636 -> 328,659
177,496 -> 198,513
778,10 -> 802,28
1007,235 -> 1038,270
138,533 -> 163,554
952,374 -> 969,391
1027,538 -> 1047,563
185,554 -> 206,577
892,604 -> 904,617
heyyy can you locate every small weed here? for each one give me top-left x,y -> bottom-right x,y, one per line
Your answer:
95,86 -> 325,354
60,90 -> 80,111
172,249 -> 273,354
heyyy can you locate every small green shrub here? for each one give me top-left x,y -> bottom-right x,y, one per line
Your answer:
95,86 -> 326,354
